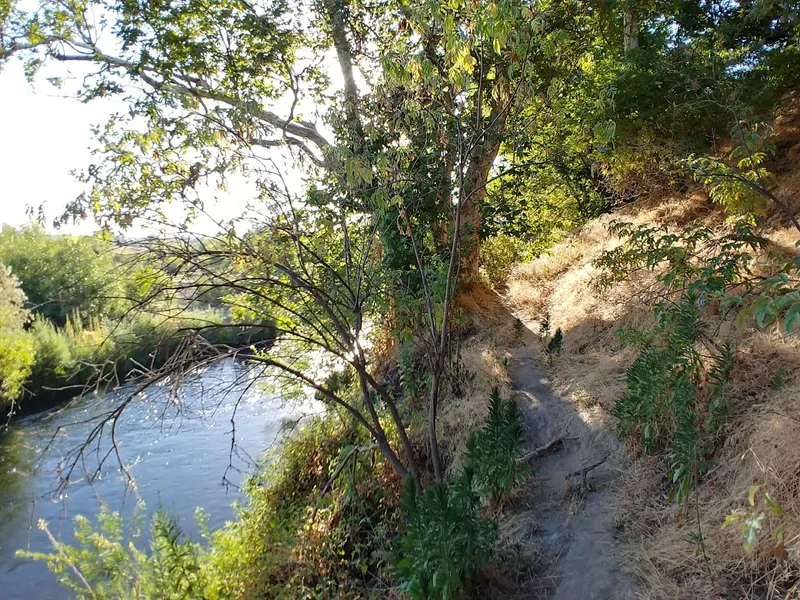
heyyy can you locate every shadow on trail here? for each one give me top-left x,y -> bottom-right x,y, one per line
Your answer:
485,296 -> 636,600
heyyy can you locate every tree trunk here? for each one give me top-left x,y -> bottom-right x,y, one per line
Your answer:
623,10 -> 639,54
357,370 -> 409,479
427,365 -> 444,481
322,0 -> 364,143
460,141 -> 502,280
459,69 -> 509,280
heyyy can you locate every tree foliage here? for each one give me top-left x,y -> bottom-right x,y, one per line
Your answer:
0,225 -> 123,325
0,264 -> 34,408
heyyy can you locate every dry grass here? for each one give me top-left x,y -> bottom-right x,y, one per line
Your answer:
503,101 -> 800,598
436,283 -> 517,476
617,359 -> 800,599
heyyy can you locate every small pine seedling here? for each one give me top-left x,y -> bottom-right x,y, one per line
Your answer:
546,328 -> 563,357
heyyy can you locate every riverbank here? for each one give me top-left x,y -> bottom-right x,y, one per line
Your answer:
13,288 -> 544,598
9,314 -> 276,418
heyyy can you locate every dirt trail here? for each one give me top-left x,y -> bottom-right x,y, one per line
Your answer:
511,322 -> 635,600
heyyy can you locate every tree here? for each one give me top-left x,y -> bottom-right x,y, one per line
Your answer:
4,0 -> 799,490
0,263 -> 35,412
0,0 -> 548,485
0,225 -> 123,325
0,0 -> 547,274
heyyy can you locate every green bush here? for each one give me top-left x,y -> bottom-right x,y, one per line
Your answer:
395,472 -> 497,600
18,506 -> 207,600
0,224 -> 125,326
465,387 -> 527,506
594,219 -> 798,501
614,298 -> 735,502
201,414 -> 399,599
546,328 -> 563,358
479,233 -> 526,287
27,319 -> 76,395
395,387 -> 527,598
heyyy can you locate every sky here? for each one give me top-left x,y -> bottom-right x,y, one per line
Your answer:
0,61 -> 257,237
0,60 -> 311,237
0,61 -> 122,233
0,23 -> 347,238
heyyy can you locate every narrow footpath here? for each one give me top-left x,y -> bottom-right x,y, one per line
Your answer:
511,322 -> 636,600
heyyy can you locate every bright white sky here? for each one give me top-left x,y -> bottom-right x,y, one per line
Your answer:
0,61 -> 120,233
0,60 -> 264,237
0,27 -> 352,237
0,60 -> 317,237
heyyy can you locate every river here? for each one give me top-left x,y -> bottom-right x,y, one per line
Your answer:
0,360 -> 318,599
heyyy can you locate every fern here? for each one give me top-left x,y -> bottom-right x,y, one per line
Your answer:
706,342 -> 736,435
396,472 -> 497,600
669,374 -> 700,503
396,387 -> 527,598
465,387 -> 527,506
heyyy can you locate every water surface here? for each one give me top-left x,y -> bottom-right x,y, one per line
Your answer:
0,361 -> 315,599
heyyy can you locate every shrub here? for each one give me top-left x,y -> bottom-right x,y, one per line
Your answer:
395,387 -> 527,598
687,122 -> 776,217
0,224 -> 125,326
614,300 -> 736,502
480,233 -> 526,287
18,506 -> 207,600
395,472 -> 497,600
27,319 -> 76,395
465,387 -> 527,506
594,219 -> 798,501
0,264 -> 34,408
545,328 -> 563,358
201,415 -> 397,599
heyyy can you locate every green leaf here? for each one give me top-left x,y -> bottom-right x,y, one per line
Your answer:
742,512 -> 765,552
748,484 -> 761,506
784,304 -> 800,333
722,513 -> 743,529
774,523 -> 787,543
764,492 -> 785,516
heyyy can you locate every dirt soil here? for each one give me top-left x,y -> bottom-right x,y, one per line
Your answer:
511,316 -> 636,600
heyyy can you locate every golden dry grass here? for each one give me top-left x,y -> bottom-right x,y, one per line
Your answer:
437,283 -> 517,476
399,282 -> 519,478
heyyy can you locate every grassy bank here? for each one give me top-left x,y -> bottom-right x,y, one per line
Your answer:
13,311 -> 274,416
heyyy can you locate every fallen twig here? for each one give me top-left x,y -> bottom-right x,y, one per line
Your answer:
565,454 -> 609,491
517,437 -> 563,463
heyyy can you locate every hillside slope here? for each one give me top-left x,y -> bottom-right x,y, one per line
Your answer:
504,97 -> 800,599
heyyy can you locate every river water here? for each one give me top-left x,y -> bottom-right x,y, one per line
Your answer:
0,360 -> 318,599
